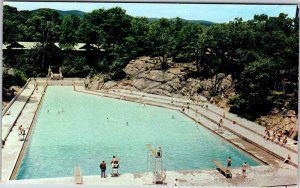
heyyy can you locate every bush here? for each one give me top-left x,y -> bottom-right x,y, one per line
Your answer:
61,55 -> 93,77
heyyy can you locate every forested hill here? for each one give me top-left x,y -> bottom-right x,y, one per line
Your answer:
33,9 -> 85,17
32,8 -> 214,26
148,18 -> 214,26
2,5 -> 299,137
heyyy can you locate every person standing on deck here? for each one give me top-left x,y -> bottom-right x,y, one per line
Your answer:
100,160 -> 107,178
242,162 -> 248,178
157,147 -> 162,158
227,157 -> 232,170
18,125 -> 25,140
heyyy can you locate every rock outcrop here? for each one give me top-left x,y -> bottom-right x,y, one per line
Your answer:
256,110 -> 298,139
85,56 -> 234,101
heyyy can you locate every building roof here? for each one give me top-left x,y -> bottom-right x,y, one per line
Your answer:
3,42 -> 105,51
3,42 -> 41,50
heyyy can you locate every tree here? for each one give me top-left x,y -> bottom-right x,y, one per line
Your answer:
59,15 -> 81,48
3,5 -> 28,43
77,7 -> 132,51
61,55 -> 93,77
175,22 -> 204,72
77,9 -> 108,48
230,59 -> 276,120
149,18 -> 175,70
123,17 -> 151,57
201,23 -> 231,76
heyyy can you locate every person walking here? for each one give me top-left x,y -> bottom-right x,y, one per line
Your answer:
100,160 -> 107,178
242,162 -> 248,178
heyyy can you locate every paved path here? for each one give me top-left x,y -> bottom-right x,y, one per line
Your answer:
2,83 -> 35,141
7,165 -> 297,187
77,88 -> 298,166
1,84 -> 45,181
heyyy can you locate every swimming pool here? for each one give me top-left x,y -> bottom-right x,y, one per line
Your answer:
16,86 -> 260,179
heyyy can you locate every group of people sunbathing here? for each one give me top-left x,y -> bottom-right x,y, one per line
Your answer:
263,127 -> 289,146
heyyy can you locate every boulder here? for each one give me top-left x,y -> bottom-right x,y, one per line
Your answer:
166,78 -> 183,90
260,117 -> 267,123
283,117 -> 291,125
132,79 -> 161,91
124,56 -> 157,77
216,73 -> 226,80
131,79 -> 148,90
103,81 -> 118,89
138,70 -> 176,82
271,108 -> 279,115
287,110 -> 296,117
291,116 -> 297,123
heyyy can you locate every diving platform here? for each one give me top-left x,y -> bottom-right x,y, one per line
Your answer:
146,144 -> 159,158
146,144 -> 165,184
211,160 -> 232,178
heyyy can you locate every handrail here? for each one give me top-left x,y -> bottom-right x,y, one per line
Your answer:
2,78 -> 31,116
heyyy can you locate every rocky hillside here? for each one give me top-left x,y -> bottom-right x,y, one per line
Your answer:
85,56 -> 234,103
84,56 -> 298,140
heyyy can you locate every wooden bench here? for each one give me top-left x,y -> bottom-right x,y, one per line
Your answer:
74,167 -> 83,184
211,160 -> 232,178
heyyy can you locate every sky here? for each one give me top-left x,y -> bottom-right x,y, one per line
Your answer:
4,2 -> 297,23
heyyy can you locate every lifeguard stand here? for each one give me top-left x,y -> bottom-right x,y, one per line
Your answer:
111,159 -> 120,177
146,144 -> 166,184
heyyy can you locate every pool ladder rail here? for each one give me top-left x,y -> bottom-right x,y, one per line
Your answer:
74,167 -> 83,184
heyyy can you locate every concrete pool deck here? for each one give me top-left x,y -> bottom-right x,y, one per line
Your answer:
1,79 -> 298,186
6,166 -> 298,187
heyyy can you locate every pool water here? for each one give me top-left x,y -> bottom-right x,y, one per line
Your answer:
17,86 -> 260,179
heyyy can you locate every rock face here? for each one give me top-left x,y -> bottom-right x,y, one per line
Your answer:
85,56 -> 234,100
123,57 -> 189,96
